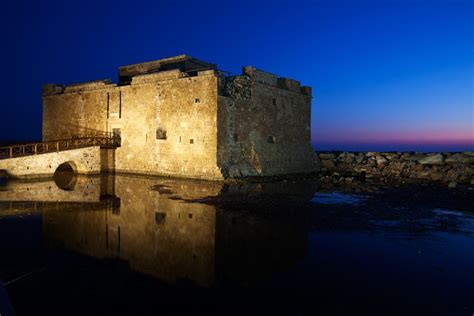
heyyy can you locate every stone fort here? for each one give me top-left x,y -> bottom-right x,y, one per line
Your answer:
39,54 -> 318,180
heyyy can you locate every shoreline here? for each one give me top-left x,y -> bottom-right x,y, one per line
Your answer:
316,151 -> 474,188
1,150 -> 473,189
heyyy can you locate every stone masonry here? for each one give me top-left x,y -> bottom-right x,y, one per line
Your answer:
0,146 -> 104,179
42,55 -> 319,180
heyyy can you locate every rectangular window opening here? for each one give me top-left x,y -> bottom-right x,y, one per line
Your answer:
119,90 -> 122,118
106,92 -> 110,119
156,128 -> 167,140
155,212 -> 166,224
272,98 -> 277,106
113,128 -> 121,140
190,139 -> 194,144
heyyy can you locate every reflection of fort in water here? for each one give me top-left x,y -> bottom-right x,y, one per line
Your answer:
0,173 -> 317,286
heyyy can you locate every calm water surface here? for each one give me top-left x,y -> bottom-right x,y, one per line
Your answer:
0,173 -> 473,315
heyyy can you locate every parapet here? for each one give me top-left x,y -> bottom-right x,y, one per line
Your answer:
277,77 -> 301,93
131,69 -> 185,85
63,79 -> 114,94
243,66 -> 278,87
300,86 -> 312,96
242,66 -> 310,96
118,54 -> 216,84
42,56 -> 311,97
130,68 -> 217,85
42,84 -> 65,96
43,80 -> 115,96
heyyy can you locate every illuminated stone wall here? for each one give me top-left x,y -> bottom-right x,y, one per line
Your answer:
217,67 -> 319,177
111,70 -> 221,179
42,80 -> 113,140
0,146 -> 102,178
42,55 -> 318,179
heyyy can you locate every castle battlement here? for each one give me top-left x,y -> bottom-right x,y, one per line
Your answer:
44,55 -> 311,97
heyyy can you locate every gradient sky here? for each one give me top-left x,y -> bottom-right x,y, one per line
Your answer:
1,0 -> 472,151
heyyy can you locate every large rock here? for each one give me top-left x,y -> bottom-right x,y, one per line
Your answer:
445,153 -> 474,165
376,156 -> 388,166
319,153 -> 336,160
344,156 -> 355,164
385,153 -> 400,161
408,154 -> 427,162
419,154 -> 444,165
355,153 -> 366,163
367,158 -> 376,167
321,159 -> 335,170
430,172 -> 444,181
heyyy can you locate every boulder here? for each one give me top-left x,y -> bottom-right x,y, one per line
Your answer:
409,154 -> 428,162
430,172 -> 444,181
321,159 -> 335,170
446,169 -> 461,182
419,154 -> 444,165
376,156 -> 388,166
367,158 -> 376,167
355,153 -> 366,163
445,153 -> 474,165
344,156 -> 355,164
414,164 -> 424,172
319,153 -> 336,160
385,153 -> 400,161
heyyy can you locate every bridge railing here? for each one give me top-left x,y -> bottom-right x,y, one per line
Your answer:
0,134 -> 120,160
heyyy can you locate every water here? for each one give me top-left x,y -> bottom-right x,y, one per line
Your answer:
0,173 -> 473,315
311,192 -> 368,206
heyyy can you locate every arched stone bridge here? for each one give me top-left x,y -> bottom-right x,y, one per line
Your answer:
0,137 -> 118,179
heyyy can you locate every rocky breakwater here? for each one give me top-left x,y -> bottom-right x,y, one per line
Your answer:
317,152 -> 474,187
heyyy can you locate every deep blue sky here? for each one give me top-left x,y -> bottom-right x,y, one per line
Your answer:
1,0 -> 472,151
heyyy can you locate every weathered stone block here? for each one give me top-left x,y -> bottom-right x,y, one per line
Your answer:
319,153 -> 336,160
242,66 -> 278,87
321,159 -> 335,170
42,84 -> 64,96
419,154 -> 444,165
277,77 -> 301,93
445,153 -> 474,165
